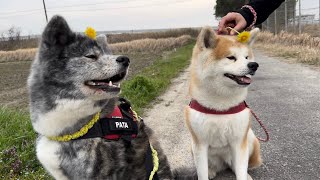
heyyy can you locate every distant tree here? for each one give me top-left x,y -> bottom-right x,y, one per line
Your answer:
214,0 -> 247,18
6,26 -> 21,41
15,28 -> 21,41
7,27 -> 16,41
0,26 -> 23,51
0,32 -> 5,41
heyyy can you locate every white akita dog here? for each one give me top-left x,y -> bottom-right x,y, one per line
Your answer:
185,26 -> 262,180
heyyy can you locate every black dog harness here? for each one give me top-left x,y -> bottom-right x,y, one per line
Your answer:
78,98 -> 139,141
77,98 -> 159,180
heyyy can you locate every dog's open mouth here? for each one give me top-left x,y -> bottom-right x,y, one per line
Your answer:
85,71 -> 127,92
224,73 -> 252,85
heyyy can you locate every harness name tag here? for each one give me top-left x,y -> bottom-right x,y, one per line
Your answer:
109,119 -> 133,131
115,122 -> 129,129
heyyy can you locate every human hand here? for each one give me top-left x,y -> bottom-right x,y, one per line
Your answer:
217,12 -> 247,35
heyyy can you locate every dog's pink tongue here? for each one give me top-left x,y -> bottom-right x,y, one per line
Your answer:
241,76 -> 252,83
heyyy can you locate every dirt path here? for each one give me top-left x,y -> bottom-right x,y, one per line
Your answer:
143,68 -> 194,170
144,50 -> 320,179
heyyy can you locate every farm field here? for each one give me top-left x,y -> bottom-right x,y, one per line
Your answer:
0,52 -> 162,110
0,33 -> 194,110
0,29 -> 195,179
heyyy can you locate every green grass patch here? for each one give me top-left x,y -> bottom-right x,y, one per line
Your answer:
0,108 -> 51,179
0,42 -> 194,179
121,42 -> 194,114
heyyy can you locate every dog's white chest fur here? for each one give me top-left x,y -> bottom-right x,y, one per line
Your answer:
187,107 -> 255,180
188,107 -> 250,147
186,26 -> 262,180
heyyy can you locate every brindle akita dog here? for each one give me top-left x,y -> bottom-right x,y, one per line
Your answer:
28,15 -> 189,180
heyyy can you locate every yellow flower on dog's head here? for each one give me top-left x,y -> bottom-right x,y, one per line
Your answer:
237,31 -> 250,43
85,27 -> 96,40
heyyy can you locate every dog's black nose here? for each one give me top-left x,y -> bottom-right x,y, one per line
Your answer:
247,62 -> 259,71
116,56 -> 130,67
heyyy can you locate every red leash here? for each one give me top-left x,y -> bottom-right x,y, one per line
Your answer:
244,101 -> 270,142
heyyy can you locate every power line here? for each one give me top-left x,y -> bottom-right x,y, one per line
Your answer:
0,11 -> 41,19
47,0 -> 189,13
0,0 -> 190,18
0,0 -> 159,15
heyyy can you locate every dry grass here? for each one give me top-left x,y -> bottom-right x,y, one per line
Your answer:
107,28 -> 199,43
256,31 -> 320,48
255,31 -> 320,66
111,35 -> 192,53
0,48 -> 36,63
287,24 -> 320,37
0,28 -> 199,51
0,38 -> 39,51
0,35 -> 192,63
302,24 -> 320,37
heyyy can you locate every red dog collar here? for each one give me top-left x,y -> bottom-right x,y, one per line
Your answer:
189,99 -> 247,114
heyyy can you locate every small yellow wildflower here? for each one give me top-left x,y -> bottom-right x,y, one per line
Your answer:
85,27 -> 96,40
237,31 -> 250,43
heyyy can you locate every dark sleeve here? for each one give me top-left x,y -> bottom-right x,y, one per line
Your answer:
235,0 -> 285,27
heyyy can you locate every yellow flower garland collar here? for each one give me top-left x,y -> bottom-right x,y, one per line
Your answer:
48,111 -> 101,142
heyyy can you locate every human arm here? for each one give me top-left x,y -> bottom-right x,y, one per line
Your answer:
218,0 -> 285,34
236,0 -> 285,27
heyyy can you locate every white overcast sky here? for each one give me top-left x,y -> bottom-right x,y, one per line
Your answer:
0,0 -> 318,36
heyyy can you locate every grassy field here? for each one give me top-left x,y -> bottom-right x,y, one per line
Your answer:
0,35 -> 192,63
0,35 -> 192,110
0,109 -> 50,179
0,28 -> 199,51
0,38 -> 194,179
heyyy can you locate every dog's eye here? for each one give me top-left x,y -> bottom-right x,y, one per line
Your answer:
227,56 -> 236,61
85,54 -> 97,59
245,56 -> 249,59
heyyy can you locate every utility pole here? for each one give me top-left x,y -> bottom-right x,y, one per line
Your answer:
319,0 -> 320,24
298,0 -> 301,34
285,0 -> 288,31
274,10 -> 277,34
42,0 -> 48,23
293,1 -> 296,33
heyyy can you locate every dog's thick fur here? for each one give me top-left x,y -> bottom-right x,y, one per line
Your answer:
28,15 -> 173,180
185,27 -> 262,180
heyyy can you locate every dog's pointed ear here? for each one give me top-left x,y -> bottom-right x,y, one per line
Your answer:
96,34 -> 108,48
96,34 -> 112,54
197,26 -> 217,49
42,15 -> 75,47
248,28 -> 260,46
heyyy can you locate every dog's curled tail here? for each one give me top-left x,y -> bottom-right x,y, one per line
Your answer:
173,167 -> 197,180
